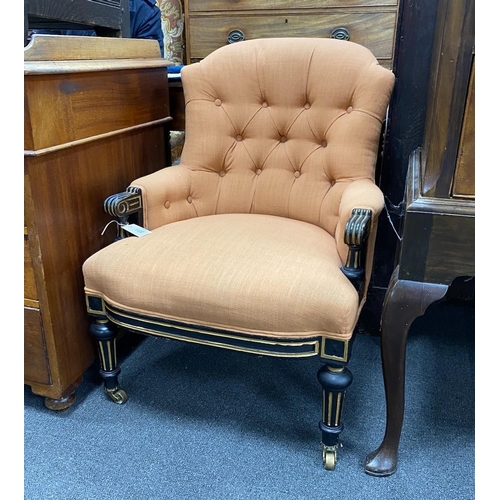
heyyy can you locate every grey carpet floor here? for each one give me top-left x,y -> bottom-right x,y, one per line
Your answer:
24,299 -> 474,500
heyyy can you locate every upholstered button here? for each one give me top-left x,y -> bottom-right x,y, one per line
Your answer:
219,170 -> 226,177
187,196 -> 192,203
346,106 -> 353,113
236,134 -> 243,141
256,169 -> 262,175
262,101 -> 268,108
165,201 -> 170,209
304,103 -> 311,109
294,171 -> 300,178
215,99 -> 222,106
322,140 -> 327,148
280,136 -> 287,143
331,180 -> 335,186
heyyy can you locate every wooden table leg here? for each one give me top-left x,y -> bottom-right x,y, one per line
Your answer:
364,266 -> 447,476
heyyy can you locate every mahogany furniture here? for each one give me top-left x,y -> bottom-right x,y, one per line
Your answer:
24,34 -> 171,410
82,38 -> 394,471
365,0 -> 474,476
184,0 -> 400,69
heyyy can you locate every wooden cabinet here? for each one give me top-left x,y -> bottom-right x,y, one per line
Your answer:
24,35 -> 172,410
365,0 -> 474,476
398,0 -> 474,284
185,0 -> 400,69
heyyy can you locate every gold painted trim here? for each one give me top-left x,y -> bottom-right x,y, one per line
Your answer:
320,339 -> 349,362
327,393 -> 333,426
334,393 -> 342,426
107,341 -> 113,369
86,295 -> 106,315
104,305 -> 320,358
98,341 -> 107,371
326,366 -> 344,373
322,390 -> 326,422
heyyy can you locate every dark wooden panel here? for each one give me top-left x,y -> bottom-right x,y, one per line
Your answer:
24,307 -> 51,386
424,214 -> 474,282
421,0 -> 474,198
168,82 -> 186,131
371,0 -> 440,289
399,210 -> 474,284
397,210 -> 433,282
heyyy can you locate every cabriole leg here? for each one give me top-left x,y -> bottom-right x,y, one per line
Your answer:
89,318 -> 128,404
317,364 -> 353,470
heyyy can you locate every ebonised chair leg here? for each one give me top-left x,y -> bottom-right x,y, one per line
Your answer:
89,319 -> 128,404
317,364 -> 353,470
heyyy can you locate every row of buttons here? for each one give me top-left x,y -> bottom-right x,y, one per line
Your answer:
235,134 -> 328,147
214,98 -> 354,114
163,173 -> 337,209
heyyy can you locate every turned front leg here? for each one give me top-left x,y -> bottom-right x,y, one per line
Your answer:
89,319 -> 128,404
317,364 -> 353,470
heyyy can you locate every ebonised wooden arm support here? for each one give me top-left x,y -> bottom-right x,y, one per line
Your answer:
341,208 -> 372,293
103,186 -> 143,240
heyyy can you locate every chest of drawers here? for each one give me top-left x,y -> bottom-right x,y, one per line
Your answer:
24,35 -> 171,410
185,0 -> 400,69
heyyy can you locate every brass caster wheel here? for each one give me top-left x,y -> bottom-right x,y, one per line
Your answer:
322,446 -> 338,471
105,387 -> 128,404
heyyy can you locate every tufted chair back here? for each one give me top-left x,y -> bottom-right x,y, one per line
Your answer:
135,38 -> 394,264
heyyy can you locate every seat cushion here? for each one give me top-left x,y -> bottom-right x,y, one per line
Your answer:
83,214 -> 360,340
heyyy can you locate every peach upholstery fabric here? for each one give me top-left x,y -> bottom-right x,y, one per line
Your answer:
83,38 -> 394,341
84,214 -> 359,338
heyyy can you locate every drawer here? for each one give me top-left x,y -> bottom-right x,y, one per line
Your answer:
188,0 -> 398,11
188,12 -> 397,62
24,307 -> 51,385
24,231 -> 38,302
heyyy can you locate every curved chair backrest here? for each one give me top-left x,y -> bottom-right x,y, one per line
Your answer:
179,38 -> 393,233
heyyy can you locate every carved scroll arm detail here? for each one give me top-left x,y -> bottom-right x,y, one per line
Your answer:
341,208 -> 372,292
103,186 -> 143,240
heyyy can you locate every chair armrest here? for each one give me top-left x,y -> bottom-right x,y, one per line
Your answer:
129,164 -> 194,230
336,179 -> 384,294
101,165 -> 194,239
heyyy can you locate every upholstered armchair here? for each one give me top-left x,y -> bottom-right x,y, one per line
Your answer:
82,38 -> 394,470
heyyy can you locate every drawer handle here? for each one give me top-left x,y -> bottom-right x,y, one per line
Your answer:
330,28 -> 350,41
227,29 -> 245,44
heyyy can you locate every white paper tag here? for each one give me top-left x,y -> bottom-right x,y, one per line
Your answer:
121,224 -> 152,237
